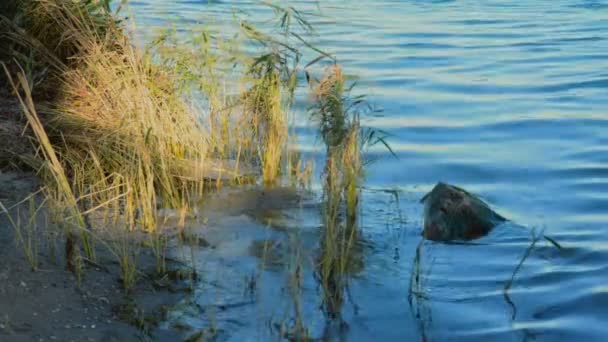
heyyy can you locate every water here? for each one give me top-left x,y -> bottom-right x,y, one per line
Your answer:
127,1 -> 608,340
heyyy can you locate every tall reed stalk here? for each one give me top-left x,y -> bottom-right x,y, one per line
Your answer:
309,63 -> 392,320
308,64 -> 362,319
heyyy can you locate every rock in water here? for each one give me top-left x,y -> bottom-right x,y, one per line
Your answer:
420,182 -> 506,241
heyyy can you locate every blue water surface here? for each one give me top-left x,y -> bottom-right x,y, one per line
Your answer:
126,1 -> 608,340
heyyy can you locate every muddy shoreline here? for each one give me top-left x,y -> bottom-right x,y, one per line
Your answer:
0,84 -> 211,341
0,167 -> 309,341
0,172 -> 194,341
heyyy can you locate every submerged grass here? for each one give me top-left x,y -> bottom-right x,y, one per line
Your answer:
241,65 -> 287,185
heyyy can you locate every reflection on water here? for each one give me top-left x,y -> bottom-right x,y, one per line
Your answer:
129,0 -> 608,340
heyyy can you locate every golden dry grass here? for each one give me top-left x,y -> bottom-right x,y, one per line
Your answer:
0,0 -> 312,290
0,0 -> 218,288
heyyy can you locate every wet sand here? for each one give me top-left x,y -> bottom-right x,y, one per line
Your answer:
0,165 -> 310,342
0,171 -> 190,342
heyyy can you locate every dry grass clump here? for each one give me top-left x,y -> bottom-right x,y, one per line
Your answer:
3,0 -> 210,230
310,63 -> 391,320
0,0 -> 218,288
0,0 -> 325,291
241,62 -> 287,186
148,13 -> 311,188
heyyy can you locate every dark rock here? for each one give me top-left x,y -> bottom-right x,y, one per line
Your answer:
420,182 -> 506,241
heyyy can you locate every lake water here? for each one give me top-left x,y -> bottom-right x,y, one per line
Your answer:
127,1 -> 608,341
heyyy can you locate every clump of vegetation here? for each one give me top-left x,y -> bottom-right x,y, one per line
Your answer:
0,0 -> 328,294
309,63 -> 392,320
150,3 -> 321,187
2,0 -> 217,288
1,4 -> 392,340
308,64 -> 360,319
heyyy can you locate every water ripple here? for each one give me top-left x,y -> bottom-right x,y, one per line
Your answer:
127,0 -> 608,340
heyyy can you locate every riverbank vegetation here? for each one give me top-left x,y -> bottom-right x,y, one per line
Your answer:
0,0 -> 384,294
0,1 -> 396,339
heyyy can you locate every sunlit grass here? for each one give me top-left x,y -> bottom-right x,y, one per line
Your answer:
0,0 -> 329,293
308,62 -> 393,320
1,0 -> 214,289
309,64 -> 363,319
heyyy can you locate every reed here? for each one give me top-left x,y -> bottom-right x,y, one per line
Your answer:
309,63 -> 393,320
0,0 -> 213,289
308,64 -> 361,319
241,64 -> 287,185
0,0 -> 334,294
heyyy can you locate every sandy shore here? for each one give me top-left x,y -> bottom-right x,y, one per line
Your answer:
0,164 -> 310,342
0,171 -> 192,342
